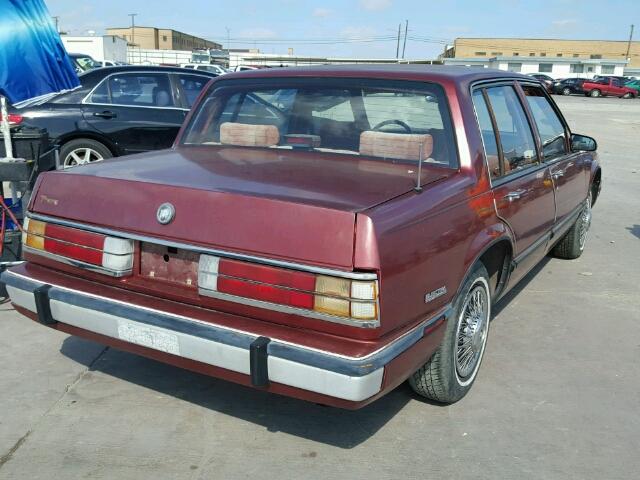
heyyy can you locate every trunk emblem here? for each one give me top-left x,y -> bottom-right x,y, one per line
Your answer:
156,203 -> 176,225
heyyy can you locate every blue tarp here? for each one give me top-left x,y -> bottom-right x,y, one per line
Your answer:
0,0 -> 79,108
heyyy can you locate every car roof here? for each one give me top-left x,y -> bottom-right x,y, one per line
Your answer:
80,65 -> 217,79
225,64 -> 530,85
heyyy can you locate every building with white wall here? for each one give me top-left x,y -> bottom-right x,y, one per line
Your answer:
61,35 -> 128,63
443,56 -> 628,79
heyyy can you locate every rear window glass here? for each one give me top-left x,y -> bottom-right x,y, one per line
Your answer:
181,79 -> 457,167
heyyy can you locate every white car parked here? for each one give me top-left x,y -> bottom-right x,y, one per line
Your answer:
181,63 -> 227,75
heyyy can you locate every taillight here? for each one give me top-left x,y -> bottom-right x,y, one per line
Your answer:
198,254 -> 379,327
23,218 -> 134,276
0,113 -> 23,125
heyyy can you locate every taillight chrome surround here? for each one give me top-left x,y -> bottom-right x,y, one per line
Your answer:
198,254 -> 380,328
22,217 -> 134,277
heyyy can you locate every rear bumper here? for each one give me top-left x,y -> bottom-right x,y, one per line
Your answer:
2,267 -> 449,407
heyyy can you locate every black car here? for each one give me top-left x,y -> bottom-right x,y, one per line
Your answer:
552,78 -> 586,96
9,66 -> 216,169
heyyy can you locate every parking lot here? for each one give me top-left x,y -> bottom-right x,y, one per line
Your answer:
0,94 -> 638,480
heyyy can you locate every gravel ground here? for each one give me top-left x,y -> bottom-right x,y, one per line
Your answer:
0,95 -> 639,480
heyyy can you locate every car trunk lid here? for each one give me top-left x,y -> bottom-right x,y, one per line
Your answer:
30,146 -> 447,269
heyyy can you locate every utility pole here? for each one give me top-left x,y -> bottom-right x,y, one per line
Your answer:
626,24 -> 635,60
128,13 -> 137,47
395,23 -> 401,59
52,16 -> 60,33
402,20 -> 409,59
225,27 -> 231,50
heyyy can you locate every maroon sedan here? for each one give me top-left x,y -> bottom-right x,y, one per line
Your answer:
2,66 -> 601,409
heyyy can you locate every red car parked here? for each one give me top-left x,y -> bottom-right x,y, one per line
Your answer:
2,66 -> 601,409
582,76 -> 637,98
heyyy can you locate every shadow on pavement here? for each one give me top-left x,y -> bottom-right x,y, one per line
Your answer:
57,254 -> 556,447
60,335 -> 414,449
626,224 -> 640,239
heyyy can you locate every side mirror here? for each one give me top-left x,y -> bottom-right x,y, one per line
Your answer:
570,134 -> 597,152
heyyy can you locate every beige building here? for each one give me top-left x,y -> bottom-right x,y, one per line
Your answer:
444,37 -> 640,68
106,26 -> 221,51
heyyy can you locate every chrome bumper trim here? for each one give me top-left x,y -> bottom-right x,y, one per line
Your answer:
1,269 -> 449,401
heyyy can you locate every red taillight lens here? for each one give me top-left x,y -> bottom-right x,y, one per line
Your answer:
217,258 -> 316,308
23,218 -> 134,276
0,113 -> 23,125
198,254 -> 379,326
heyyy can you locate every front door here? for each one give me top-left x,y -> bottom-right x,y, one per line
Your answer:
521,84 -> 588,226
472,84 -> 556,283
82,71 -> 187,154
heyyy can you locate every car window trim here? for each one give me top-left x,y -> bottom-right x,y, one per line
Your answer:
471,80 -> 542,185
172,72 -> 214,109
82,70 -> 210,111
180,77 -> 461,169
516,80 -> 572,163
479,88 -> 506,177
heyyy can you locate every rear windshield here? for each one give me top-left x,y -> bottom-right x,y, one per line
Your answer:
181,78 -> 457,167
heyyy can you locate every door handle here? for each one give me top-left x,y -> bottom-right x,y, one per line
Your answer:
93,111 -> 117,119
552,170 -> 565,179
503,189 -> 527,201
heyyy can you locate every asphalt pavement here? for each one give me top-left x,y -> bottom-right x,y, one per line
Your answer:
0,94 -> 638,480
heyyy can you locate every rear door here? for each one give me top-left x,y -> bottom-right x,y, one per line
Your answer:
82,71 -> 188,154
472,83 -> 555,282
521,83 -> 588,227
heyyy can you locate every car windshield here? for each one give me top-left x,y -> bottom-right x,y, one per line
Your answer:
74,56 -> 99,70
181,78 -> 457,167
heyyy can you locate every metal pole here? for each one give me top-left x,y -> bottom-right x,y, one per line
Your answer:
396,23 -> 401,59
626,24 -> 635,60
128,13 -> 137,47
52,16 -> 60,33
402,20 -> 408,59
1,96 -> 13,160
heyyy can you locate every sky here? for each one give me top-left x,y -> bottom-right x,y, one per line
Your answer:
47,0 -> 638,59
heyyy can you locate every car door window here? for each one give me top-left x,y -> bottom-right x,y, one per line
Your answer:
472,90 -> 502,179
522,85 -> 567,161
90,73 -> 174,107
483,85 -> 538,176
177,74 -> 211,107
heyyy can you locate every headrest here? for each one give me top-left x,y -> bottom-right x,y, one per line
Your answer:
360,131 -> 433,161
154,90 -> 171,107
220,122 -> 280,147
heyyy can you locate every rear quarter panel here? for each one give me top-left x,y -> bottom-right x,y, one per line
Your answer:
357,79 -> 512,336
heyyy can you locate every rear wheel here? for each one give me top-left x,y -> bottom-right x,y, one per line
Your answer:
552,192 -> 592,259
59,138 -> 112,169
409,263 -> 491,404
589,89 -> 601,98
562,87 -> 572,96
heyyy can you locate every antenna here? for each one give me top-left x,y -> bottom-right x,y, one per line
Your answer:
415,143 -> 423,192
